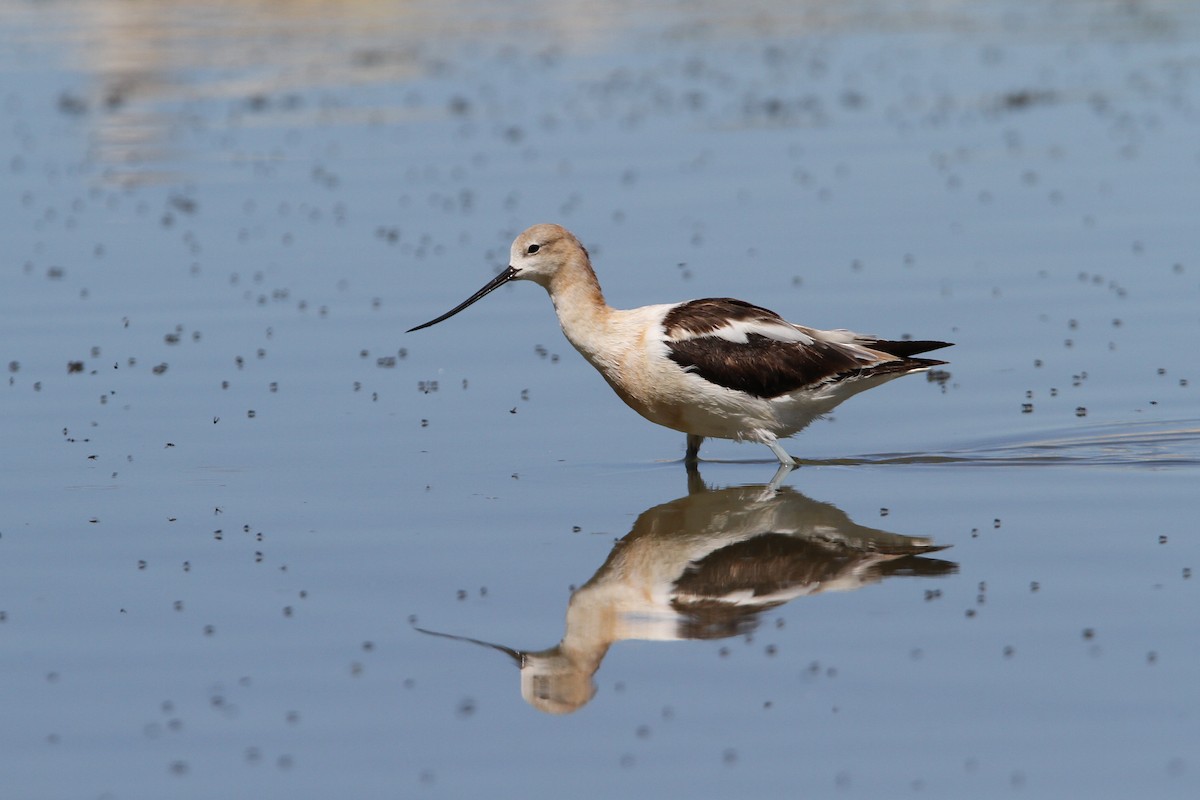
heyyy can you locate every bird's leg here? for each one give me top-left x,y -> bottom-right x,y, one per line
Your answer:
684,434 -> 705,463
765,438 -> 797,467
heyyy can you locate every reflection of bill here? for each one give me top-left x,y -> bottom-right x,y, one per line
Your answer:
417,469 -> 956,715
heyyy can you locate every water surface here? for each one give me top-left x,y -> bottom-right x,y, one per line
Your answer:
2,1 -> 1198,798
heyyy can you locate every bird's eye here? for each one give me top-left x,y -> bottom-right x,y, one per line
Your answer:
526,243 -> 540,254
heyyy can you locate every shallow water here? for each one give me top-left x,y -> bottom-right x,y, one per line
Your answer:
2,1 -> 1199,797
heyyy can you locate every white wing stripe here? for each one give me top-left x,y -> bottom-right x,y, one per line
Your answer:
680,318 -> 815,346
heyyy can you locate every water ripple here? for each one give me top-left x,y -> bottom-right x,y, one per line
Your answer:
803,420 -> 1200,468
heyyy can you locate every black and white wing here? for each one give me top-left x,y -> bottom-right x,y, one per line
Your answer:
662,298 -> 950,399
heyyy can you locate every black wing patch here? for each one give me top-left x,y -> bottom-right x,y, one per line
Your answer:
667,333 -> 865,398
668,334 -> 950,399
663,298 -> 953,399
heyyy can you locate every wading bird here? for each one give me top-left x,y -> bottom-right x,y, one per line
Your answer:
409,224 -> 951,465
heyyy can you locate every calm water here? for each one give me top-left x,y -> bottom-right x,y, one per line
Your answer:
2,1 -> 1199,797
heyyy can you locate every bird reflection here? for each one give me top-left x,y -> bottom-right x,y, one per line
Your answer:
416,468 -> 956,714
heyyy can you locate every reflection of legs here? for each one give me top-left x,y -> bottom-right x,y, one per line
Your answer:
768,462 -> 796,494
685,434 -> 704,463
685,459 -> 707,495
765,462 -> 795,494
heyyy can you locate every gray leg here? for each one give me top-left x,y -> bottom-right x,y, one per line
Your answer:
765,438 -> 797,466
685,434 -> 704,463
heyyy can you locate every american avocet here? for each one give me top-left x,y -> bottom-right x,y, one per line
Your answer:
408,223 -> 951,465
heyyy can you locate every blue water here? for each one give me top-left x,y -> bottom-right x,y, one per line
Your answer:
2,1 -> 1198,798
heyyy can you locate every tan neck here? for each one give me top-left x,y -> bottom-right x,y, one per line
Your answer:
547,263 -> 612,359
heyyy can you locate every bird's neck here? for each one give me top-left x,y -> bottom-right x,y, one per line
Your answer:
547,265 -> 613,362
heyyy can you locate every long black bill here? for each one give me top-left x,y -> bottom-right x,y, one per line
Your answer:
406,266 -> 518,332
413,625 -> 526,667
